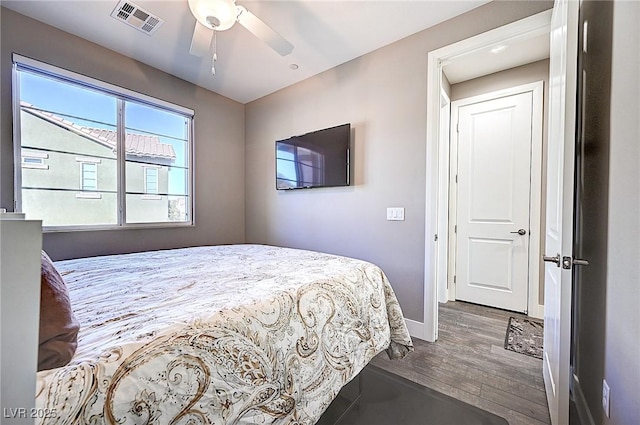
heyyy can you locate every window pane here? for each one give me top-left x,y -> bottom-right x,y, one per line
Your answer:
124,101 -> 190,224
144,168 -> 158,194
19,71 -> 118,227
82,163 -> 98,191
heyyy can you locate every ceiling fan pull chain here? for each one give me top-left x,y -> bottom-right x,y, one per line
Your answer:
211,30 -> 218,76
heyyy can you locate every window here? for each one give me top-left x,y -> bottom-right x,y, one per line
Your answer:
12,54 -> 194,229
144,167 -> 159,194
81,162 -> 98,191
23,157 -> 45,165
21,150 -> 49,170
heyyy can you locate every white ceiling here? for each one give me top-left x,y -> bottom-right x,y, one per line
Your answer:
443,32 -> 550,84
2,1 -> 548,104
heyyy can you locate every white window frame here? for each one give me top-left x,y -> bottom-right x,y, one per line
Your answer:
21,150 -> 49,170
80,162 -> 98,192
75,157 -> 101,199
12,54 -> 195,231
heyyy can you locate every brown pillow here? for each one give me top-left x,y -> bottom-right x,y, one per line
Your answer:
38,251 -> 79,371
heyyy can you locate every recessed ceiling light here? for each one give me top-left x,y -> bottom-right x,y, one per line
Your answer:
289,64 -> 299,70
490,45 -> 508,54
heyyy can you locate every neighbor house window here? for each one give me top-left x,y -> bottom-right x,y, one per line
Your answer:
144,167 -> 159,194
21,150 -> 49,170
80,162 -> 98,191
12,54 -> 194,229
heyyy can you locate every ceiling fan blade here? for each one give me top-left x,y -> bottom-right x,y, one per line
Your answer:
237,6 -> 294,56
189,21 -> 213,57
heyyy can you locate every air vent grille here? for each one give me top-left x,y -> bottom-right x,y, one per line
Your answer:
111,0 -> 164,35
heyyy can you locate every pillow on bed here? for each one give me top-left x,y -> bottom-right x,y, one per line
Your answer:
38,251 -> 79,371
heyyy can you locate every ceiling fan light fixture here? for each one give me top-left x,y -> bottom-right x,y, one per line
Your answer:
188,0 -> 237,31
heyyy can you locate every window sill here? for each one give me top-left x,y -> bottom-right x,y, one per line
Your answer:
43,221 -> 194,233
22,164 -> 49,170
76,192 -> 102,199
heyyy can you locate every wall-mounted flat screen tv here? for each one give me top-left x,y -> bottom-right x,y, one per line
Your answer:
276,123 -> 350,190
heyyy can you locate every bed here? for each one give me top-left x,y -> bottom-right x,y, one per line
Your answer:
36,244 -> 413,424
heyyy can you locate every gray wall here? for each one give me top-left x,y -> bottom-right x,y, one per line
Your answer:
604,1 -> 640,423
244,1 -> 552,322
450,59 -> 550,307
0,7 -> 246,260
450,59 -> 549,103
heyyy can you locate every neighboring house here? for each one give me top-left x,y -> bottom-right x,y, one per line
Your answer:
19,103 -> 176,226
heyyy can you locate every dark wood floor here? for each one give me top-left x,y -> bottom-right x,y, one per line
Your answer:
370,301 -> 550,425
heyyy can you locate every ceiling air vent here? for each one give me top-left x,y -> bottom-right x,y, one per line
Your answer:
111,1 -> 164,35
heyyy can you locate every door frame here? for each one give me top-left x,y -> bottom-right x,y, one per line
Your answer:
423,9 -> 552,342
436,88 -> 451,304
447,82 -> 544,316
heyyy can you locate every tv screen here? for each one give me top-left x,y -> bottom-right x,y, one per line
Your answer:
276,123 -> 350,190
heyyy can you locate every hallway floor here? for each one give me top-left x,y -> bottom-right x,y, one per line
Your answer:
371,301 -> 551,425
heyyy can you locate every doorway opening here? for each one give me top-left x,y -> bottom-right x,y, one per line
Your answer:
422,9 -> 553,342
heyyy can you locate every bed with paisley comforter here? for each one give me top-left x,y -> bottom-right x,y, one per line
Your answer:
36,244 -> 413,425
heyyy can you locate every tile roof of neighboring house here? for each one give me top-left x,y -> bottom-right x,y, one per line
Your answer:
20,102 -> 176,160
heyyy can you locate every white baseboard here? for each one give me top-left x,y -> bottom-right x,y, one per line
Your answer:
404,318 -> 427,341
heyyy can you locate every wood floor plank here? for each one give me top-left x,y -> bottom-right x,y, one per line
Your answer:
464,367 -> 548,407
372,301 -> 550,425
474,397 -> 551,425
480,385 -> 551,423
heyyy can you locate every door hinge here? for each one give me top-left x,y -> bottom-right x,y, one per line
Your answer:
456,123 -> 460,133
455,174 -> 458,183
434,234 -> 438,242
454,225 -> 457,233
453,275 -> 457,284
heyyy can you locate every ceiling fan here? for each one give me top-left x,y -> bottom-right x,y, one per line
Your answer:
188,0 -> 294,74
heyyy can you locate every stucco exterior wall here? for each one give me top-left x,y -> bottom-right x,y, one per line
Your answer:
20,111 -> 173,226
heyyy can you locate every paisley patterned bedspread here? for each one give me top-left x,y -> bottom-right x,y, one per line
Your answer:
36,244 -> 413,424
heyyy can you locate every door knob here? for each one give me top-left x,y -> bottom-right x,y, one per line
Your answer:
562,256 -> 589,269
510,229 -> 527,235
543,254 -> 561,267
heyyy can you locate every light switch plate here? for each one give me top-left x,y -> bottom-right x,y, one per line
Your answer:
387,207 -> 405,221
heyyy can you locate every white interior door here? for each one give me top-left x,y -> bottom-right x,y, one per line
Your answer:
453,92 -> 533,313
543,0 -> 579,424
